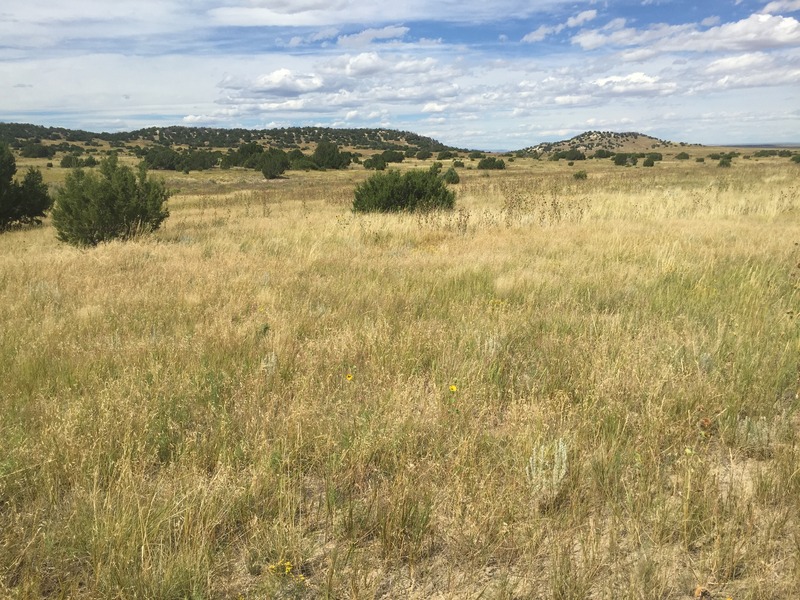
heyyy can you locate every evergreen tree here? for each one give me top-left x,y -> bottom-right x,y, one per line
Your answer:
52,154 -> 170,246
0,144 -> 53,230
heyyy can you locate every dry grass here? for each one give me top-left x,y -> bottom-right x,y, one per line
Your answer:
1,157 -> 799,599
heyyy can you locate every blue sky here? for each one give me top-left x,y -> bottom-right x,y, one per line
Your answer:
1,0 -> 798,150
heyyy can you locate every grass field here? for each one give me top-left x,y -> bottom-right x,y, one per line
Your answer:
1,156 -> 799,598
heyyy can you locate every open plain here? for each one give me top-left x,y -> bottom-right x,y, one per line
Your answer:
1,153 -> 799,598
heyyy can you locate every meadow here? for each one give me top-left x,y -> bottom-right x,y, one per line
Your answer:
1,154 -> 799,598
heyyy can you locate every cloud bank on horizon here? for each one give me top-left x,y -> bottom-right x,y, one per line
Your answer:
1,0 -> 798,149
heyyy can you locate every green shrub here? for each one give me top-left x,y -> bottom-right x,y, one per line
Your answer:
477,157 -> 505,170
51,155 -> 170,247
643,158 -> 655,167
313,141 -> 351,169
792,155 -> 800,164
260,149 -> 290,179
573,170 -> 588,180
442,167 -> 460,184
352,168 -> 455,213
363,155 -> 387,170
675,152 -> 690,160
696,158 -> 705,163
415,150 -> 432,160
0,144 -> 53,230
718,157 -> 732,168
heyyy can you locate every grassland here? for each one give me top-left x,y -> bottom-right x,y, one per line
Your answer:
1,155 -> 799,599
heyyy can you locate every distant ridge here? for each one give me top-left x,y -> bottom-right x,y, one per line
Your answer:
0,122 -> 462,153
520,131 -> 681,156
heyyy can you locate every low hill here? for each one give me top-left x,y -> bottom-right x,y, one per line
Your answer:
520,131 -> 682,156
0,122 -> 459,154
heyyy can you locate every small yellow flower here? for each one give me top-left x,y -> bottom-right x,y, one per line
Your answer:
346,373 -> 354,381
449,384 -> 458,393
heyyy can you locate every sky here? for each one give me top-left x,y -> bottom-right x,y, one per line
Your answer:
1,1 -> 799,150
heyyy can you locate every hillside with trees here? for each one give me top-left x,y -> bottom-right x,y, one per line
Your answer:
0,123 -> 459,154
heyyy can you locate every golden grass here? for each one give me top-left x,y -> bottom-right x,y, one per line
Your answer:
1,158 -> 799,598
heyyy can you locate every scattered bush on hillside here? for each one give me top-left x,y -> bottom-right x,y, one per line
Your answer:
477,157 -> 505,170
792,155 -> 800,164
352,166 -> 455,213
51,155 -> 170,247
469,151 -> 486,160
415,149 -> 432,160
0,144 -> 53,230
675,152 -> 691,160
643,158 -> 655,167
453,160 -> 465,168
437,150 -> 457,160
573,170 -> 588,180
718,157 -> 732,168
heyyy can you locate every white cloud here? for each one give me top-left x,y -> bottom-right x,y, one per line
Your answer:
523,8 -> 599,42
761,0 -> 800,13
592,72 -> 677,95
337,25 -> 409,47
567,10 -> 598,27
573,13 -> 800,52
250,69 -> 325,95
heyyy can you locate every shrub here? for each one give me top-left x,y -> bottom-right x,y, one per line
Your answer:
718,157 -> 732,168
437,150 -> 457,160
696,158 -> 705,163
352,167 -> 455,213
442,167 -> 460,184
675,152 -> 691,160
643,158 -> 655,167
573,170 -> 588,180
381,150 -> 405,163
260,149 -> 290,179
792,155 -> 800,164
51,155 -> 170,247
313,141 -> 351,170
61,154 -> 82,168
592,149 -> 614,159
363,155 -> 387,170
468,151 -> 486,160
453,160 -> 465,168
0,144 -> 52,230
415,150 -> 432,160
477,157 -> 505,170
